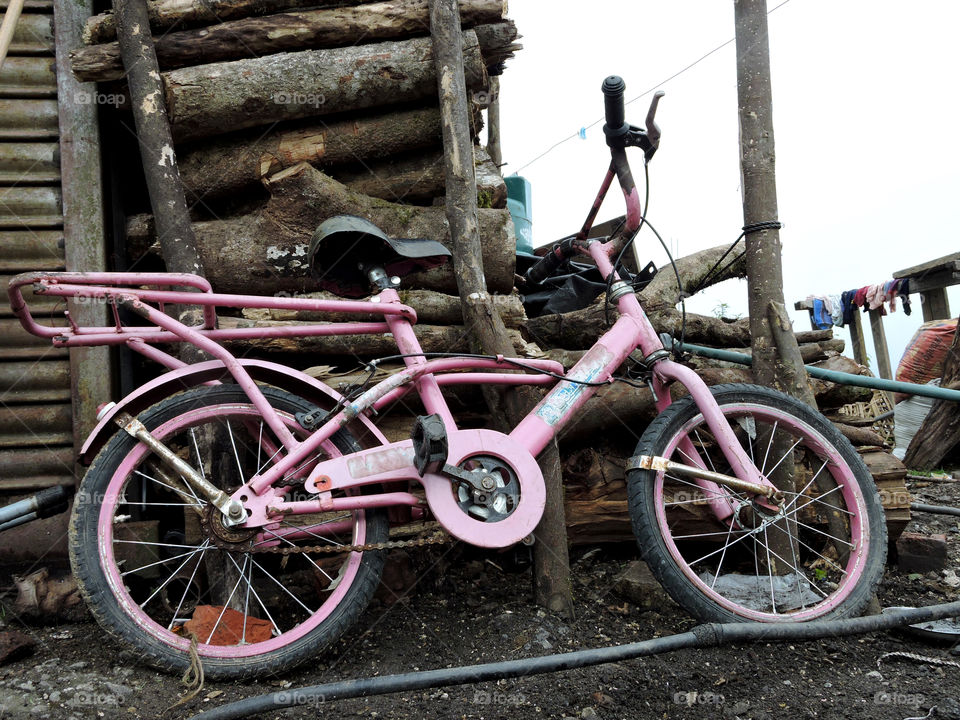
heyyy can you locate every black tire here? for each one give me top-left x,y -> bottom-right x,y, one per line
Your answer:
69,385 -> 388,680
628,384 -> 886,622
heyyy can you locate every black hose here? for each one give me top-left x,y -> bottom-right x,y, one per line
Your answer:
911,502 -> 960,517
190,600 -> 960,720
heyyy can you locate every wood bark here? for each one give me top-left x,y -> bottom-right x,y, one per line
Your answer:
903,318 -> 960,469
162,31 -> 489,141
429,0 -> 571,618
127,163 -> 517,295
72,0 -> 507,82
767,300 -> 817,408
485,75 -> 501,167
83,0 -> 385,44
177,106 -> 446,201
240,288 -> 525,327
332,146 -> 506,207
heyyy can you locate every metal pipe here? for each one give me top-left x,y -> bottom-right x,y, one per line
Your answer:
910,502 -> 960,517
190,600 -> 960,720
663,335 -> 960,403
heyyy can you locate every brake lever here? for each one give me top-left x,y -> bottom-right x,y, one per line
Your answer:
643,91 -> 665,163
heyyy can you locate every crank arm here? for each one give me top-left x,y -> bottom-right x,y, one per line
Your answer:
113,411 -> 246,525
628,454 -> 784,503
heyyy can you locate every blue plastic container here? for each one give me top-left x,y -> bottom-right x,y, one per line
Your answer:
505,175 -> 533,255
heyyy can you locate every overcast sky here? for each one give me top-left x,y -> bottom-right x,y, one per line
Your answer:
496,0 -> 960,376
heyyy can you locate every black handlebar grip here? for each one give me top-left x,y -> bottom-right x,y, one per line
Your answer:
602,75 -> 627,132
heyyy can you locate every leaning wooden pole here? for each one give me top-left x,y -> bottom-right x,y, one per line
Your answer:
428,0 -> 573,617
114,0 -> 204,283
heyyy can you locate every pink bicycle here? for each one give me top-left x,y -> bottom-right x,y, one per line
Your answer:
9,77 -> 885,679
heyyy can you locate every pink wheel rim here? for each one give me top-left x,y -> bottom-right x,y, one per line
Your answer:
652,402 -> 870,621
96,402 -> 368,659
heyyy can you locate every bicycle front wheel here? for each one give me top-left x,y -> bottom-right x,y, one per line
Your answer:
628,384 -> 886,622
69,385 -> 388,680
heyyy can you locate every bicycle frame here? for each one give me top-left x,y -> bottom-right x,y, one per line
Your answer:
9,154 -> 775,547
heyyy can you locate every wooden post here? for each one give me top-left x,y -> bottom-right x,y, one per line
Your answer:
0,0 -> 24,71
485,75 -> 502,167
849,310 -> 868,367
868,308 -> 895,407
921,288 -> 951,322
54,0 -> 111,470
735,0 -> 813,403
113,0 -> 203,284
428,0 -> 573,617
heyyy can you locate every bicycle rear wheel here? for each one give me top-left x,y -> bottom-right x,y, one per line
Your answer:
69,385 -> 387,679
628,384 -> 886,622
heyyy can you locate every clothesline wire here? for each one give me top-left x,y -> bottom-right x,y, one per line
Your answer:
512,0 -> 795,176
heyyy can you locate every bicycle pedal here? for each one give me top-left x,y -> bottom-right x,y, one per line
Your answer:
411,414 -> 448,477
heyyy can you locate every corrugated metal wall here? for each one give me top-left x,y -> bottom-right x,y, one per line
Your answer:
0,0 -> 75,495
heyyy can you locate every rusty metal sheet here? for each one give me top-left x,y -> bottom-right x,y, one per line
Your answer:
0,360 -> 71,402
0,142 -> 60,184
10,13 -> 55,54
0,231 -> 64,271
0,56 -> 57,97
0,186 -> 62,227
0,99 -> 59,140
0,446 -> 74,480
0,318 -> 67,359
0,403 -> 72,447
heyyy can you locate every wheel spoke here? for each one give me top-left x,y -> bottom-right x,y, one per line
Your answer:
138,541 -> 210,610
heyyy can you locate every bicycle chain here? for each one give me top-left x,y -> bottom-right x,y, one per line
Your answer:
205,519 -> 452,555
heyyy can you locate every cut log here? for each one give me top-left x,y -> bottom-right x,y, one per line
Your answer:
72,1 -> 509,82
162,31 -> 490,141
240,288 -> 524,327
127,163 -> 517,295
561,445 -> 910,546
217,316 -> 533,357
83,0 -> 385,44
333,146 -> 505,207
834,422 -> 887,447
177,106 -> 446,201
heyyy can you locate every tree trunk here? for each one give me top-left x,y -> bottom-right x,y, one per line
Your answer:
429,0 -> 572,618
332,146 -> 506,207
903,318 -> 960,469
72,0 -> 507,82
83,0 -> 384,44
162,32 -> 489,141
240,288 -> 525,327
177,106 -> 447,201
126,164 -> 517,295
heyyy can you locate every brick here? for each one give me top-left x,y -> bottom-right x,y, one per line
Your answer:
896,532 -> 948,573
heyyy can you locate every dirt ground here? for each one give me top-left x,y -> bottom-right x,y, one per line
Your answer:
1,474 -> 958,720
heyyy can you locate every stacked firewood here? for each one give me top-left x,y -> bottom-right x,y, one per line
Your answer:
75,0 -> 519,309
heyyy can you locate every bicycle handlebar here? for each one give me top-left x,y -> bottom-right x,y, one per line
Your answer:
521,76 -> 664,286
601,75 -> 628,139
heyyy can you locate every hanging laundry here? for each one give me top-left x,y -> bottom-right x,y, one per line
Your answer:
810,299 -> 834,329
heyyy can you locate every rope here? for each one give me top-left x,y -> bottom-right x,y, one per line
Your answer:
166,631 -> 206,713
